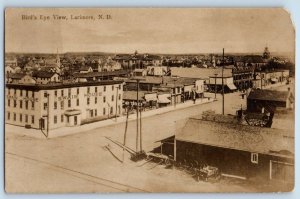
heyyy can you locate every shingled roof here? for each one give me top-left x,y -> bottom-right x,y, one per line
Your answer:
176,118 -> 294,157
32,71 -> 57,78
247,89 -> 290,102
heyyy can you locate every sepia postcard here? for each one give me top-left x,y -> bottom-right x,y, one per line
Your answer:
4,8 -> 295,193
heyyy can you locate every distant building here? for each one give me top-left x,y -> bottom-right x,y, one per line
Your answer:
32,71 -> 61,84
133,69 -> 147,77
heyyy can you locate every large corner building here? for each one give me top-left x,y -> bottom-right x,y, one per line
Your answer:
5,81 -> 123,130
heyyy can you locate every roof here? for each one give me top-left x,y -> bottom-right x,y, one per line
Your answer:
73,70 -> 129,78
176,118 -> 294,157
171,67 -> 232,79
7,73 -> 26,79
32,71 -> 58,78
6,80 -> 124,91
123,91 -> 150,101
247,89 -> 290,102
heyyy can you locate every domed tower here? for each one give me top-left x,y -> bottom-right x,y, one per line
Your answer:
263,46 -> 271,60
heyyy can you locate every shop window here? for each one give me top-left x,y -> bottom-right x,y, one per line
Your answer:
31,115 -> 34,124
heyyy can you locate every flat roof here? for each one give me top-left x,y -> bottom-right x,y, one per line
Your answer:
5,80 -> 124,91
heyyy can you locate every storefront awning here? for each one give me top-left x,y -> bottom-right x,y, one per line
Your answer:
158,94 -> 171,104
145,95 -> 157,102
271,78 -> 278,82
227,83 -> 237,90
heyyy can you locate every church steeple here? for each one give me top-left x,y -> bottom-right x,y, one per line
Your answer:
262,45 -> 271,60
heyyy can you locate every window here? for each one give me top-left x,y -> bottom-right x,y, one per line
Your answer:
68,100 -> 71,107
95,109 -> 97,116
87,87 -> 90,93
119,94 -> 121,100
25,115 -> 28,123
61,90 -> 64,96
20,114 -> 22,122
95,87 -> 97,92
118,105 -> 121,114
61,114 -> 64,123
104,86 -> 106,92
44,91 -> 47,98
32,101 -> 35,110
111,95 -> 114,102
54,115 -> 57,124
68,88 -> 71,97
54,102 -> 57,109
13,113 -> 16,121
54,90 -> 57,97
67,116 -> 70,123
14,100 -> 17,108
251,153 -> 258,164
95,97 -> 97,104
119,84 -> 121,90
103,96 -> 106,103
20,90 -> 23,96
76,99 -> 79,106
26,90 -> 28,97
7,112 -> 10,120
14,89 -> 16,95
20,100 -> 23,108
44,103 -> 47,110
110,107 -> 113,114
31,115 -> 34,124
77,88 -> 79,95
103,108 -> 106,115
87,98 -> 90,105
32,91 -> 35,98
112,85 -> 114,91
61,101 -> 64,110
8,99 -> 10,107
25,101 -> 28,110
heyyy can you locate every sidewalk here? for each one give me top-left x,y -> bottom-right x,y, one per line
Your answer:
6,97 -> 216,139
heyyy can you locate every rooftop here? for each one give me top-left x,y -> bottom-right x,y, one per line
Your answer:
6,80 -> 124,91
247,89 -> 291,102
176,118 -> 294,157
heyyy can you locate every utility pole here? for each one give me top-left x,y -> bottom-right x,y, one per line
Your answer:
173,79 -> 177,108
115,86 -> 119,121
222,48 -> 225,115
46,92 -> 50,137
139,108 -> 142,152
260,69 -> 263,89
214,73 -> 218,99
136,79 -> 140,152
122,106 -> 130,162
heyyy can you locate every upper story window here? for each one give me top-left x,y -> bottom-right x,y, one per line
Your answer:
104,86 -> 106,92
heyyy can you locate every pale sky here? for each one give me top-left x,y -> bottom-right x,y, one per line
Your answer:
5,8 -> 295,54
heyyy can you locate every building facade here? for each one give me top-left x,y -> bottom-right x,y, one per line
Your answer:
5,81 -> 123,130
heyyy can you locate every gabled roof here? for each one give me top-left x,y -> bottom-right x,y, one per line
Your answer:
247,89 -> 290,102
176,118 -> 294,157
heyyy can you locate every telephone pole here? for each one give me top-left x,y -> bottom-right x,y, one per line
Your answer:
222,48 -> 225,115
136,79 -> 140,152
